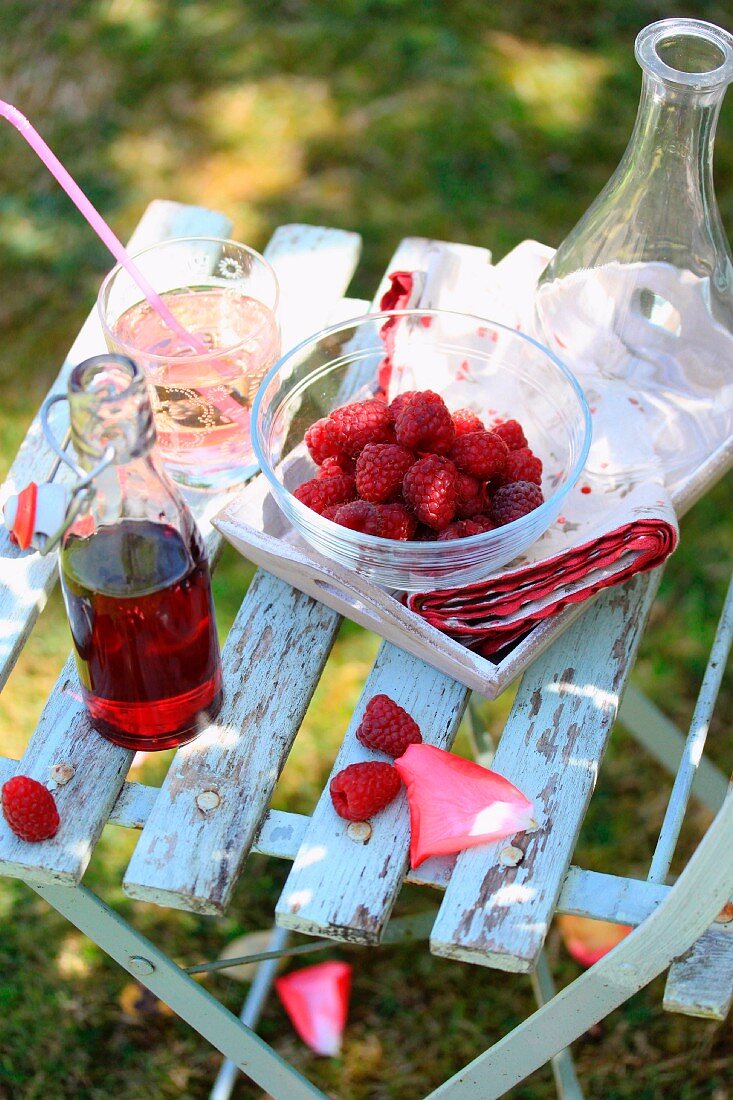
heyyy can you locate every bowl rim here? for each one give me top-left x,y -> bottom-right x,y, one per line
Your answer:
251,308 -> 593,552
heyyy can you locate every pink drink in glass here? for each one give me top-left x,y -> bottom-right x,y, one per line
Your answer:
99,238 -> 280,492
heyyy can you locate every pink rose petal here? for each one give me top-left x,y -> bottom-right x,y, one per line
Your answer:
557,915 -> 632,967
275,961 -> 352,1056
394,743 -> 535,868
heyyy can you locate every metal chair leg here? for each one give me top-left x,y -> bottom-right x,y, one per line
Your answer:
210,926 -> 291,1100
30,882 -> 325,1100
530,951 -> 584,1100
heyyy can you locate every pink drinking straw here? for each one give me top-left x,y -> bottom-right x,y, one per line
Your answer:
0,100 -> 250,430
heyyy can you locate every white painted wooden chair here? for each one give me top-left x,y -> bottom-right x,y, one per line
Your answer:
1,200 -> 731,1100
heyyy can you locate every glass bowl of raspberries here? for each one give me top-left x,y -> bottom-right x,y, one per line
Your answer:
251,310 -> 591,591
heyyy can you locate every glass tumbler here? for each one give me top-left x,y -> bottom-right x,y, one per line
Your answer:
98,236 -> 280,492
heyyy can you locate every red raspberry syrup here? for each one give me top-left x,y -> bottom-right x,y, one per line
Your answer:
60,520 -> 222,750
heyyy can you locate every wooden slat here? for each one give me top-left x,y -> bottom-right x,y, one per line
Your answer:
275,642 -> 468,944
0,201 -> 233,692
5,750 -> 671,930
430,570 -> 662,972
265,223 -> 361,352
664,924 -> 733,1020
123,573 -> 340,913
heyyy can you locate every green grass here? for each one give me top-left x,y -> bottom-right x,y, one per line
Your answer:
1,1 -> 733,1096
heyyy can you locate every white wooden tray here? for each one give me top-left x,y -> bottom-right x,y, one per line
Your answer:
213,233 -> 733,700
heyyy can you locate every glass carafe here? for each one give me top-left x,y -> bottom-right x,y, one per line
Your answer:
58,353 -> 223,751
535,18 -> 733,490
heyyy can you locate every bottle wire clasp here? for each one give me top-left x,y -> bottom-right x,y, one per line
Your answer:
3,393 -> 115,555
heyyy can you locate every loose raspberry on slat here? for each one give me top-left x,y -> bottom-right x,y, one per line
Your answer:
395,391 -> 456,455
504,447 -> 543,485
388,390 -> 420,420
294,474 -> 355,514
329,761 -> 403,821
376,502 -> 418,540
455,472 -> 489,519
333,500 -> 383,535
493,418 -> 527,451
403,454 -> 458,531
2,775 -> 60,842
452,408 -> 485,437
330,399 -> 394,457
492,481 -> 544,525
355,443 -> 415,503
305,417 -> 345,465
356,694 -> 423,757
450,430 -> 508,479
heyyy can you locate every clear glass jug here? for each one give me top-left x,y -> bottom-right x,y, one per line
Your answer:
535,18 -> 733,490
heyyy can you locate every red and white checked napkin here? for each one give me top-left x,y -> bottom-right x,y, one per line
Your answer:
379,241 -> 681,655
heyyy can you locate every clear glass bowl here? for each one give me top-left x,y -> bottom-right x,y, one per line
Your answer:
252,310 -> 591,592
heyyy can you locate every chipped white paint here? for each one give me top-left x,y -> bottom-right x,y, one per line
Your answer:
430,570 -> 662,972
275,642 -> 468,944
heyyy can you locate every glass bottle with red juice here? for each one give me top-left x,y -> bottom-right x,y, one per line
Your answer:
59,353 -> 223,750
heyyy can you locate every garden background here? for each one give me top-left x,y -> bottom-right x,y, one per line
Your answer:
1,1 -> 732,1097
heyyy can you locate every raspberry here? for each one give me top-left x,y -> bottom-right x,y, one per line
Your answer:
452,408 -> 485,437
376,502 -> 417,540
388,391 -> 419,420
356,694 -> 423,757
504,447 -> 543,485
330,400 -> 394,457
450,430 -> 508,479
492,481 -> 545,525
2,776 -> 60,842
305,417 -> 345,465
355,443 -> 415,503
395,391 -> 455,455
403,455 -> 458,530
294,474 -> 355,514
437,518 -> 493,541
329,761 -> 402,821
468,513 -> 497,532
320,504 -> 342,521
493,419 -> 527,451
316,455 -> 355,478
455,472 -> 489,519
333,500 -> 383,535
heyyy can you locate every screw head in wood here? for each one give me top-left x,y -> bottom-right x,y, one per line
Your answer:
499,845 -> 524,867
196,789 -> 221,813
49,763 -> 75,787
346,821 -> 372,844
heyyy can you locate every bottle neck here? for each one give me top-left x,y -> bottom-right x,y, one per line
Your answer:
68,354 -> 156,471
